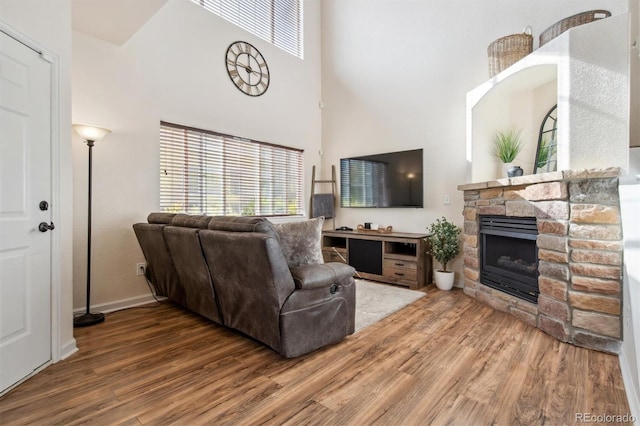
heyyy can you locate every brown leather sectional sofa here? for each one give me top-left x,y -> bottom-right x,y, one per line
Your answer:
133,213 -> 356,357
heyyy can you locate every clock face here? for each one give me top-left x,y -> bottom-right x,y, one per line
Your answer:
225,41 -> 270,97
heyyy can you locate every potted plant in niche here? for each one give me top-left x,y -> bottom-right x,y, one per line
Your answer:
427,217 -> 462,290
491,128 -> 524,177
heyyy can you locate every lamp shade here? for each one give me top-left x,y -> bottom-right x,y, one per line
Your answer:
73,124 -> 111,141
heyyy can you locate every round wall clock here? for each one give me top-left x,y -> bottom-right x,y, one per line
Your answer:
225,41 -> 270,97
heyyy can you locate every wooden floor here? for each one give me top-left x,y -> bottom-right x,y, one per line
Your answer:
0,287 -> 631,425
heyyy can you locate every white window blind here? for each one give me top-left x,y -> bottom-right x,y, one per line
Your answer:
192,0 -> 303,59
160,121 -> 304,216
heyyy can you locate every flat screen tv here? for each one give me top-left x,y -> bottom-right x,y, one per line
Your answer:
340,148 -> 423,208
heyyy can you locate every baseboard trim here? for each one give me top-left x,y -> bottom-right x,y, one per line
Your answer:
73,294 -> 167,316
619,351 -> 640,421
59,338 -> 78,361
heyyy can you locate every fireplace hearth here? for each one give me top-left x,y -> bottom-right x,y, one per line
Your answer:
458,169 -> 624,354
480,216 -> 538,303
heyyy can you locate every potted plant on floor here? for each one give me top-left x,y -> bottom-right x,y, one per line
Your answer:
427,217 -> 462,290
491,128 -> 524,177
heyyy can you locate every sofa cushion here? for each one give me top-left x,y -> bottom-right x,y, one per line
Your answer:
273,217 -> 324,267
172,213 -> 212,229
208,216 -> 278,237
147,212 -> 176,224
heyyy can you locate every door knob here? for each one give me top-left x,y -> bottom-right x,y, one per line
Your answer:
38,222 -> 55,232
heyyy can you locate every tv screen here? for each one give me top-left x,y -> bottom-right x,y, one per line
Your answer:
340,149 -> 423,208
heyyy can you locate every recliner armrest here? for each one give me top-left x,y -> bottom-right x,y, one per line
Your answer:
289,263 -> 356,290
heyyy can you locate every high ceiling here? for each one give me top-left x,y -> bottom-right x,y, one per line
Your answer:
71,0 -> 168,45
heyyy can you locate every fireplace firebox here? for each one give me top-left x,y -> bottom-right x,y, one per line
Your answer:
480,216 -> 539,303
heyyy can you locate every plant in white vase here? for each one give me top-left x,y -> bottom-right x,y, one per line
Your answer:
427,216 -> 462,290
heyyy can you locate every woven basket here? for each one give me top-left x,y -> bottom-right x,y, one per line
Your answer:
487,28 -> 533,77
539,10 -> 611,47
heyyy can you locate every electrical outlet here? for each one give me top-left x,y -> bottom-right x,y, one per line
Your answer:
136,263 -> 146,276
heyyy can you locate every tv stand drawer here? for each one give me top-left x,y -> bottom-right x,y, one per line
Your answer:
383,266 -> 417,282
383,258 -> 417,271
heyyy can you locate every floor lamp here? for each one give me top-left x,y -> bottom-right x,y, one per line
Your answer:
73,124 -> 111,327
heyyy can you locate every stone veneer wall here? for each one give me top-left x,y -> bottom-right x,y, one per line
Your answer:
458,169 -> 623,353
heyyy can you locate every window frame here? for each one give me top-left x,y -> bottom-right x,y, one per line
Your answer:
159,121 -> 305,217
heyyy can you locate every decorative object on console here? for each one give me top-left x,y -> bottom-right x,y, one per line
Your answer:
491,128 -> 524,178
539,10 -> 611,47
273,217 -> 325,267
72,124 -> 111,327
534,104 -> 558,174
356,224 -> 392,234
487,26 -> 533,77
426,217 -> 462,291
225,41 -> 269,97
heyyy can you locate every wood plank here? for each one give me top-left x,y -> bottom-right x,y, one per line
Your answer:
0,288 -> 631,425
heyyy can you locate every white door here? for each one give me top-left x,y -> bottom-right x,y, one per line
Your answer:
0,30 -> 52,393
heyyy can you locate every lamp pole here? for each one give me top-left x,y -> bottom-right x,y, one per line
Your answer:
73,125 -> 110,327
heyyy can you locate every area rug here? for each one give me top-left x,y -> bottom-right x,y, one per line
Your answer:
354,279 -> 426,332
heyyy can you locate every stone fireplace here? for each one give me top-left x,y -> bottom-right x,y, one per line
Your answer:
458,168 -> 623,353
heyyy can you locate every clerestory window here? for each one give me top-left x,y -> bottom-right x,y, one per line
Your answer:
192,0 -> 303,59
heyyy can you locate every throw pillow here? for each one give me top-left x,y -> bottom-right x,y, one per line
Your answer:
274,217 -> 325,267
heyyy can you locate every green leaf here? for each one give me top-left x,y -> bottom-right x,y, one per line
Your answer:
491,128 -> 523,163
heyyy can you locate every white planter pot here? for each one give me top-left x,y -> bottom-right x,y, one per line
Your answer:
503,162 -> 512,178
434,270 -> 455,290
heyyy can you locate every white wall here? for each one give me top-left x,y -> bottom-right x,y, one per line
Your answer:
630,0 -> 639,148
321,0 -> 628,281
71,0 -> 322,309
619,1 -> 640,417
0,0 -> 75,359
567,15 -> 629,172
620,156 -> 640,419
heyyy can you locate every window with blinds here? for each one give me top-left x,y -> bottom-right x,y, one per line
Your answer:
160,121 -> 304,216
192,0 -> 303,59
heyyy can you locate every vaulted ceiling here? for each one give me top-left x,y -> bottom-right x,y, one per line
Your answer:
71,0 -> 168,45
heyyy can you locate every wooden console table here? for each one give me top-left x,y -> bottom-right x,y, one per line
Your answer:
322,230 -> 432,290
